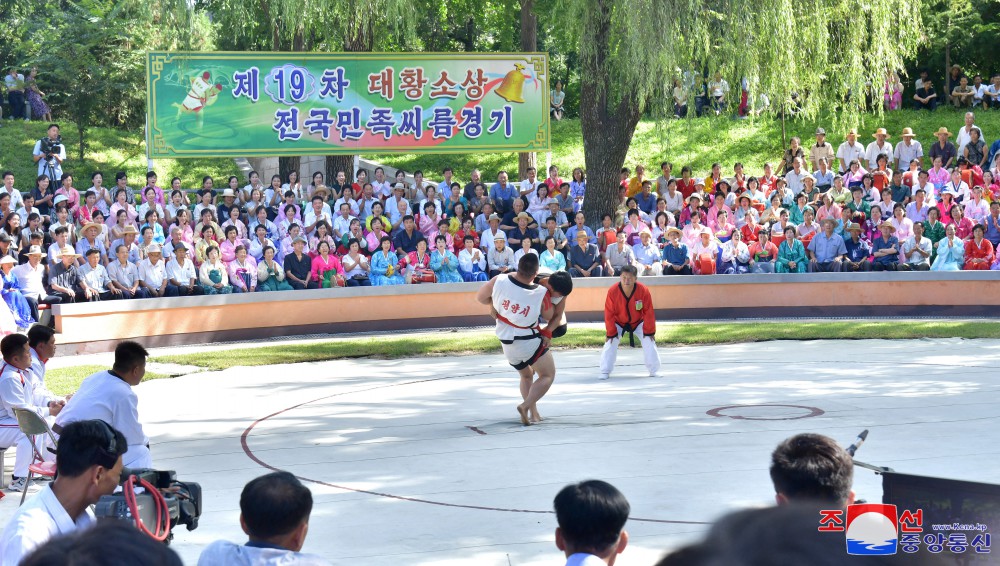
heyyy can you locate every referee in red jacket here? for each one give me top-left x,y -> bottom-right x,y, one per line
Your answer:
599,265 -> 662,380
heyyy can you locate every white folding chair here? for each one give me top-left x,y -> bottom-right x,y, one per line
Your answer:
12,409 -> 58,505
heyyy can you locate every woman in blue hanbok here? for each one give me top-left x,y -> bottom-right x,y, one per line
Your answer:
430,235 -> 463,283
930,223 -> 964,271
370,236 -> 405,286
0,256 -> 35,328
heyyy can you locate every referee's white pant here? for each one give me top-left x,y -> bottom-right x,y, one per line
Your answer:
600,324 -> 662,376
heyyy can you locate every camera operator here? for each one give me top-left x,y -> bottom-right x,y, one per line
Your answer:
198,471 -> 331,566
53,341 -> 152,469
32,124 -> 66,181
0,419 -> 127,565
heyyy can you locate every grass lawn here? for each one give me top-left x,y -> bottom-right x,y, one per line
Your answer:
150,321 -> 1000,372
0,120 -> 238,189
44,365 -> 171,397
364,108 -> 1000,179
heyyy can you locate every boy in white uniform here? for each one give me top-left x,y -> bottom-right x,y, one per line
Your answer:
476,254 -> 573,425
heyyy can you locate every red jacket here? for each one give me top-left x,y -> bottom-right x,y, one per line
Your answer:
604,281 -> 656,338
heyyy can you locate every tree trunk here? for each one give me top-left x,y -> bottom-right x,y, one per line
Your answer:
327,25 -> 376,189
78,125 -> 86,162
518,0 -> 537,179
944,43 -> 951,105
278,26 -> 304,182
578,0 -> 642,229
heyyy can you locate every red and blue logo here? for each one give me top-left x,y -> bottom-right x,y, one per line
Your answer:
846,504 -> 898,555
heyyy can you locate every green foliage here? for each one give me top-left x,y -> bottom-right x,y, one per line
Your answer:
365,107 -> 1000,183
916,0 -> 1000,84
45,365 -> 171,396
0,121 -> 238,192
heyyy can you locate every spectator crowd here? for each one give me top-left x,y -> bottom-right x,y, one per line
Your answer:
0,114 -> 998,332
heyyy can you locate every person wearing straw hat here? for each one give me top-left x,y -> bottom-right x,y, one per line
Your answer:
842,222 -> 872,272
893,128 -> 924,170
47,245 -> 83,302
865,128 -> 894,170
75,221 -> 108,266
660,226 -> 691,275
78,249 -> 119,301
599,264 -> 661,381
809,128 -> 835,171
11,246 -> 55,319
137,243 -> 177,298
870,221 -> 899,271
836,128 -> 865,174
929,127 -> 957,169
109,224 -> 141,264
632,229 -> 662,276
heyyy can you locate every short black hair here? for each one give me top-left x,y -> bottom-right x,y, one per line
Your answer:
241,471 -> 313,539
620,264 -> 638,276
56,420 -> 127,477
554,480 -> 630,554
112,341 -> 148,374
548,271 -> 573,297
1,333 -> 28,360
20,520 -> 182,566
27,324 -> 56,349
516,252 -> 539,277
769,433 -> 853,505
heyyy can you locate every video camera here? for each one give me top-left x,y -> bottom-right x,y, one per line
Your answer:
94,468 -> 202,544
39,135 -> 62,159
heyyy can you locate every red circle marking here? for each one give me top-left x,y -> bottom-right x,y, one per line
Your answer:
706,404 -> 825,421
240,377 -> 709,526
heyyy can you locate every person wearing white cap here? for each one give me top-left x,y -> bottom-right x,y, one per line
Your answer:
11,246 -> 56,318
107,241 -> 149,299
865,128 -> 894,170
631,230 -> 662,276
166,242 -> 203,296
47,246 -> 83,302
137,244 -> 178,297
78,249 -> 119,301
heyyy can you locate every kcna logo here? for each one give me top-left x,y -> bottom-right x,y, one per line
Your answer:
819,503 -> 904,556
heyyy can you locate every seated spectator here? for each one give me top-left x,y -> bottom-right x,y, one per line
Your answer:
430,235 -> 462,283
748,229 -> 778,273
689,231 -> 718,275
553,480 -> 630,566
951,76 -> 974,108
661,227 -> 691,275
775,227 -> 807,273
341,239 -> 372,287
370,236 -> 405,286
0,420 -> 127,563
569,231 -> 603,278
400,238 -> 435,284
228,245 -> 258,292
78,249 -> 119,301
393,215 -> 426,257
605,231 -> 635,276
137,244 -> 177,297
931,223 -> 964,270
632,230 -> 662,275
487,235 -> 516,278
0,256 -> 35,327
901,220 -> 932,271
21,520 -> 182,566
197,471 -> 330,566
54,341 -> 153,468
539,236 -> 567,273
166,243 -> 203,296
199,245 -> 233,295
842,223 -> 872,272
48,246 -> 83,302
284,237 -> 317,290
870,221 -> 900,271
719,229 -> 750,274
807,218 -> 845,272
964,223 -> 994,270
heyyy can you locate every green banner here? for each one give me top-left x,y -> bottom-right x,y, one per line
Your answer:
145,52 -> 550,158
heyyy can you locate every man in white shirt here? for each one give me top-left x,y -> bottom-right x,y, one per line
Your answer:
0,419 -> 126,565
0,334 -> 65,493
165,243 -> 202,296
198,472 -> 331,566
77,249 -> 120,301
12,246 -> 59,320
893,128 -> 923,171
107,243 -> 148,299
971,74 -> 987,108
808,128 -> 835,171
520,166 -> 541,196
836,129 -> 865,173
26,326 -> 58,409
985,74 -> 1000,108
386,183 -> 410,226
138,244 -> 178,297
955,111 -> 981,155
31,124 -> 66,180
1,171 -> 24,212
54,341 -> 152,469
331,202 -> 356,240
555,480 -> 630,566
900,221 -> 932,271
865,128 -> 894,170
302,195 -> 333,235
784,158 -> 806,194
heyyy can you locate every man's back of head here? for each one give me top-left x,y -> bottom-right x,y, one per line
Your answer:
554,480 -> 630,564
21,521 -> 182,566
517,251 -> 540,279
241,471 -> 313,551
769,433 -> 854,507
